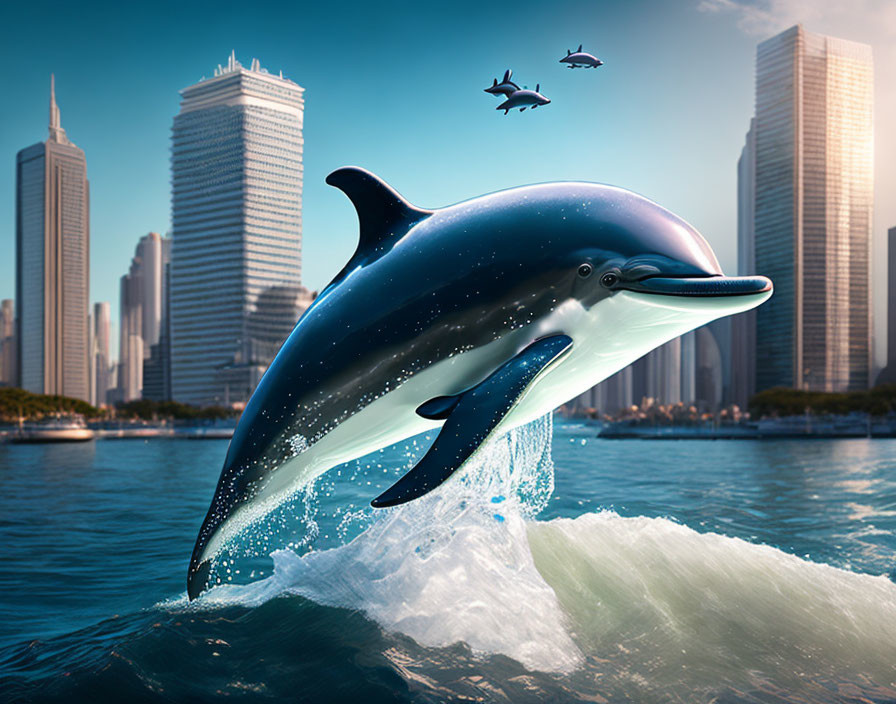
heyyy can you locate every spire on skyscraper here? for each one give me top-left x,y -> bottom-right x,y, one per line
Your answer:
48,74 -> 68,144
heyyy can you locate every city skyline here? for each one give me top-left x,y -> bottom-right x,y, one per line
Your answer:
0,1 -> 893,371
574,23 -> 875,414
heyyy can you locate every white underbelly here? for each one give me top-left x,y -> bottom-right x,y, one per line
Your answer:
201,289 -> 765,561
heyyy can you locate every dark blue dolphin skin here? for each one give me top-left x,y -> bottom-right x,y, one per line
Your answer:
496,85 -> 551,114
484,69 -> 520,98
560,45 -> 604,69
187,166 -> 771,599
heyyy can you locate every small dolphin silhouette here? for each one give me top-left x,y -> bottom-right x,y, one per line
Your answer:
560,44 -> 604,69
186,167 -> 772,600
484,69 -> 520,98
496,84 -> 551,114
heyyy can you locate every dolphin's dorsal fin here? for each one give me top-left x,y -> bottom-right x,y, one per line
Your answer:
503,69 -> 511,82
327,166 -> 432,258
577,43 -> 582,52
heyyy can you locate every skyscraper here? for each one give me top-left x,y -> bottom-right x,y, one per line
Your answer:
0,299 -> 16,387
15,76 -> 90,401
170,53 -> 306,406
93,302 -> 111,407
118,232 -> 170,401
752,25 -> 873,392
143,249 -> 172,402
874,227 -> 896,385
730,119 -> 757,408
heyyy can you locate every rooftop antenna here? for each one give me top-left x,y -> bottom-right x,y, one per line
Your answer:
48,74 -> 68,143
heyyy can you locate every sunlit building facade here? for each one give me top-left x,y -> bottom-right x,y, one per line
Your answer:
170,53 -> 307,406
753,25 -> 873,392
118,233 -> 170,401
15,76 -> 90,401
93,302 -> 111,406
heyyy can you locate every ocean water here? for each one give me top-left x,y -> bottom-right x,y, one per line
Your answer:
1,418 -> 896,702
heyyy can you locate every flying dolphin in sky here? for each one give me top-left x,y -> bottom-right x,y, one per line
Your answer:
560,44 -> 604,68
187,166 -> 773,600
496,84 -> 551,114
484,69 -> 520,98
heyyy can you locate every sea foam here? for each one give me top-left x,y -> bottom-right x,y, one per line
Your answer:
190,416 -> 896,690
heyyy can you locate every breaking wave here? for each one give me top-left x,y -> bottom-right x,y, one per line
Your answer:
5,416 -> 896,702
172,416 -> 896,700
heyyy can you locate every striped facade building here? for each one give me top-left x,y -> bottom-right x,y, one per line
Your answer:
170,53 -> 307,406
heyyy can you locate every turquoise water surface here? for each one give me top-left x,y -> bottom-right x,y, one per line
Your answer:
1,417 -> 896,702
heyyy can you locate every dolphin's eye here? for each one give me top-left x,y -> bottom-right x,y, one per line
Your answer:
600,272 -> 619,288
578,263 -> 593,278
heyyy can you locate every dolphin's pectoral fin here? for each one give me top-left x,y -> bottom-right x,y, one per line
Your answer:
371,334 -> 573,508
416,395 -> 462,420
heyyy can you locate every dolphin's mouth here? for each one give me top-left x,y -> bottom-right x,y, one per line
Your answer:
620,275 -> 772,298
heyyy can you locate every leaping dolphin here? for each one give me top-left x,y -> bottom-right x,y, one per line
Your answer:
187,166 -> 772,599
560,44 -> 604,69
484,69 -> 520,98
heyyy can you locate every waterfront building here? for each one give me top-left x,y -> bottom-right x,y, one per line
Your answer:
118,233 -> 170,401
875,227 -> 896,385
731,119 -> 757,408
93,302 -> 111,407
15,75 -> 90,401
752,25 -> 873,392
0,300 -> 16,386
170,52 -> 307,406
143,256 -> 172,402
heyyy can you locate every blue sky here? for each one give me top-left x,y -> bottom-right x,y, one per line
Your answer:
0,0 -> 893,365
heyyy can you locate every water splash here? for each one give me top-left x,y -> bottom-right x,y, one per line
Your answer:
182,415 -> 896,693
193,415 -> 582,672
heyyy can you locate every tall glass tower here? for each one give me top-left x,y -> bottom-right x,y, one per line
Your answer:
753,25 -> 873,392
93,301 -> 111,407
15,75 -> 90,402
170,53 -> 305,406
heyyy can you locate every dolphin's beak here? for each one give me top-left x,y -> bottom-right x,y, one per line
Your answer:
622,275 -> 772,298
615,274 -> 772,319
